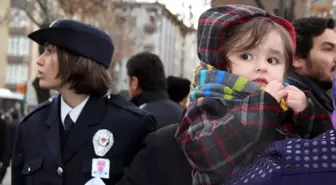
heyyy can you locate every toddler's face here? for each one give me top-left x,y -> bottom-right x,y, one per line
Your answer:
228,30 -> 286,86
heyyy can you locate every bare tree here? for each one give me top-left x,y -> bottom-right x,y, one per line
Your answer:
254,0 -> 265,10
5,0 -> 62,104
2,0 -> 134,103
254,0 -> 296,22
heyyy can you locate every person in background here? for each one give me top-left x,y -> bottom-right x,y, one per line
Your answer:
288,17 -> 336,114
167,76 -> 191,108
127,52 -> 182,128
0,115 -> 8,184
115,64 -> 193,185
0,112 -> 18,184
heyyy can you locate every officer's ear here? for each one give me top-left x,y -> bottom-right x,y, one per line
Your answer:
130,76 -> 140,91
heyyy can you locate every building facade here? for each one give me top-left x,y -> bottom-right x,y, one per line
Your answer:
0,1 -> 200,99
211,0 -> 311,18
0,0 -> 39,95
0,0 -> 11,89
113,2 -> 200,91
310,0 -> 336,18
182,29 -> 200,80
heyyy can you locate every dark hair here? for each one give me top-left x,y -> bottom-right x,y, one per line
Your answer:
219,17 -> 294,71
126,52 -> 166,91
57,47 -> 112,97
167,76 -> 191,103
292,17 -> 335,59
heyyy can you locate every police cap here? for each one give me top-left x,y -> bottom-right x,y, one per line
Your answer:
28,19 -> 114,69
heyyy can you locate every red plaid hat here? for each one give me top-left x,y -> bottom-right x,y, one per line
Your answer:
197,4 -> 296,69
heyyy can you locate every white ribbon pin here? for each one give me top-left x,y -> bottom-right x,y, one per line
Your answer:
93,129 -> 114,157
84,177 -> 106,185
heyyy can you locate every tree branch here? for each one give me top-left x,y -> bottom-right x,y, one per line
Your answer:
0,9 -> 10,25
254,0 -> 265,10
18,5 -> 43,27
13,0 -> 44,27
36,0 -> 53,23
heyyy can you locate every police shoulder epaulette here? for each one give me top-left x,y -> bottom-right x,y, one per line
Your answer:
21,97 -> 55,124
106,94 -> 147,117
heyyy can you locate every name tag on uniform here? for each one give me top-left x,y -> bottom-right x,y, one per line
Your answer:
91,158 -> 110,179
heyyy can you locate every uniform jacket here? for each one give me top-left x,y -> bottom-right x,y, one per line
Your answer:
11,94 -> 156,185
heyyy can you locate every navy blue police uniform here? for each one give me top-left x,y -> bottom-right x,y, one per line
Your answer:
11,19 -> 157,185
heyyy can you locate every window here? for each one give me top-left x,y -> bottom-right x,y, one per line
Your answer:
6,63 -> 29,84
10,8 -> 30,28
143,44 -> 154,52
129,16 -> 137,27
8,36 -> 30,56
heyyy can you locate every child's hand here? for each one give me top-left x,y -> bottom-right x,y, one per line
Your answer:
264,81 -> 288,103
285,85 -> 308,113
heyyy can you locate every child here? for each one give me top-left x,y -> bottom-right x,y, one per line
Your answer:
175,5 -> 333,185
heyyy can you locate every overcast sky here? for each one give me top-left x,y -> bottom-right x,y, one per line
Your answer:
136,0 -> 210,28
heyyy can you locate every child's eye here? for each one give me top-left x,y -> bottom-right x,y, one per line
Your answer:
267,57 -> 278,65
240,54 -> 253,61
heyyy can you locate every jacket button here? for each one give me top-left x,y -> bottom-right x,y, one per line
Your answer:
57,167 -> 63,175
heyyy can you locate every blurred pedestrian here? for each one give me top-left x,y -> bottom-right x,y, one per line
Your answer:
167,76 -> 191,108
0,115 -> 7,184
127,52 -> 182,128
288,17 -> 336,114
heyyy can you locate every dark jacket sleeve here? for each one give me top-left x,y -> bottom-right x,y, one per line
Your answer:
117,123 -> 193,185
124,113 -> 157,169
291,91 -> 333,138
175,91 -> 287,185
117,133 -> 157,185
11,123 -> 25,185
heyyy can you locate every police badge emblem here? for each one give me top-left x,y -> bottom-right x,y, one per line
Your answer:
93,129 -> 114,157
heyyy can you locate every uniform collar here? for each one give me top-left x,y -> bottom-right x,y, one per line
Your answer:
60,96 -> 90,124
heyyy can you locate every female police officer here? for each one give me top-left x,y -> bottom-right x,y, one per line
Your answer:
11,19 -> 156,185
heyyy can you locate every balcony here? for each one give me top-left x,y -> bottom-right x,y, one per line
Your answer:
9,26 -> 30,35
4,84 -> 17,92
143,14 -> 158,34
7,55 -> 30,64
